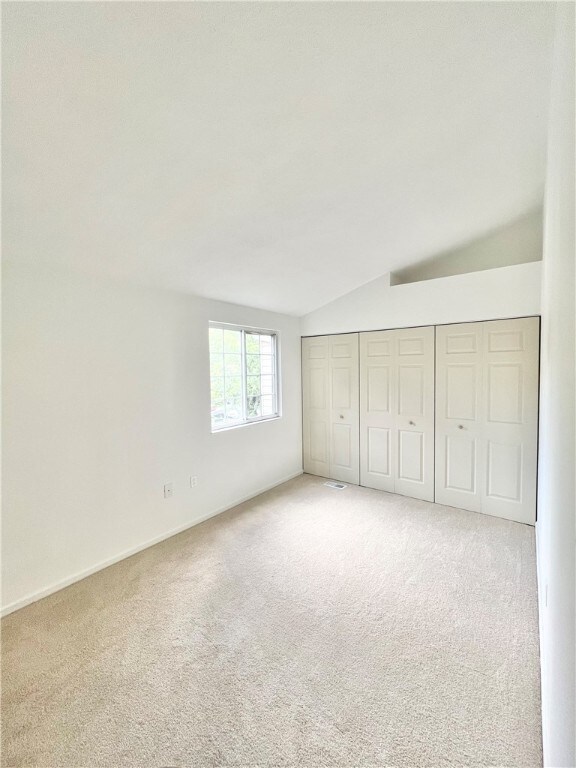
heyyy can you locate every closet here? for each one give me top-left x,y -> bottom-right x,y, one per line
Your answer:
435,317 -> 539,524
302,316 -> 540,525
302,334 -> 359,484
359,326 -> 434,501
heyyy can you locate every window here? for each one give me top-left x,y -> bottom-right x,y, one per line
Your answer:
209,323 -> 280,431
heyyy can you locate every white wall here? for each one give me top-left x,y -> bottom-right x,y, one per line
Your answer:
301,261 -> 541,336
391,207 -> 542,285
1,262 -> 302,614
536,4 -> 575,766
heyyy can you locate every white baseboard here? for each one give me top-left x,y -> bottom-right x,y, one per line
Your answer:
1,470 -> 304,617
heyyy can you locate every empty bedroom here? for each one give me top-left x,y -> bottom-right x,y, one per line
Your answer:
1,2 -> 574,767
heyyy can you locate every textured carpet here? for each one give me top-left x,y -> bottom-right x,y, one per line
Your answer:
1,474 -> 541,767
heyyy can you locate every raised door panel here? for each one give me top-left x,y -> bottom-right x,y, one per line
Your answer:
445,364 -> 478,421
435,323 -> 483,512
359,331 -> 395,492
367,427 -> 392,476
481,317 -> 539,524
394,326 -> 434,502
398,430 -> 424,482
444,434 -> 476,493
367,366 -> 391,413
329,334 -> 359,484
302,337 -> 330,478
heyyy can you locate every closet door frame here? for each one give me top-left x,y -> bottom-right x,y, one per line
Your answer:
301,333 -> 360,484
301,336 -> 331,478
303,314 -> 540,525
359,330 -> 396,493
435,316 -> 540,525
481,318 -> 540,524
435,322 -> 484,512
328,333 -> 360,484
393,326 -> 435,502
359,326 -> 434,501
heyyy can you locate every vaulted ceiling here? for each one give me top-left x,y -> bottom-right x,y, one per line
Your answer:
3,2 -> 556,315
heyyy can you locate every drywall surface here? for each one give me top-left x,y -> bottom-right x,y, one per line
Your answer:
536,5 -> 575,767
391,207 -> 542,285
2,263 -> 302,613
300,262 -> 541,336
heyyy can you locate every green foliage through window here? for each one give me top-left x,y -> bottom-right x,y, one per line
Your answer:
209,325 -> 278,430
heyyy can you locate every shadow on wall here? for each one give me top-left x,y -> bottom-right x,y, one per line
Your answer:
390,207 -> 543,286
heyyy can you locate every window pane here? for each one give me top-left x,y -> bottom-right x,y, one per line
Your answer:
245,334 -> 260,354
261,375 -> 274,395
224,354 -> 242,377
210,354 -> 224,377
209,327 -> 223,353
247,396 -> 261,418
210,324 -> 279,430
225,398 -> 243,423
225,376 -> 242,400
211,400 -> 225,428
260,335 -> 273,354
211,376 -> 224,401
261,395 -> 275,416
246,355 -> 261,375
260,354 -> 274,374
247,375 -> 261,397
223,329 -> 241,354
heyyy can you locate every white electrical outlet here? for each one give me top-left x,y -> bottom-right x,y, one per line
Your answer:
164,483 -> 173,499
190,476 -> 198,488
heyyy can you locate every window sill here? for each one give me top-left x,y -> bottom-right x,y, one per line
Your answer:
211,415 -> 281,433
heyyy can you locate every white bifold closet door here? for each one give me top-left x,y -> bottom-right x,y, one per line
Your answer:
302,334 -> 359,484
435,317 -> 539,524
359,326 -> 434,502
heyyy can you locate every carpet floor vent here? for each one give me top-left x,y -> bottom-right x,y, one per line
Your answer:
324,481 -> 348,490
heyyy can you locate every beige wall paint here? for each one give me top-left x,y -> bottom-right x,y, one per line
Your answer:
1,263 -> 303,613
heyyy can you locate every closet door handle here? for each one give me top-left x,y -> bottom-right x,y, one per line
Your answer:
339,414 -> 344,419
458,424 -> 464,430
409,420 -> 415,426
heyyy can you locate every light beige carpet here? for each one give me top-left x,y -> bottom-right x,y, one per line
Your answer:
1,474 -> 541,767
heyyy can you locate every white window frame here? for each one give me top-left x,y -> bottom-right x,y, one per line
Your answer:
209,322 -> 281,432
